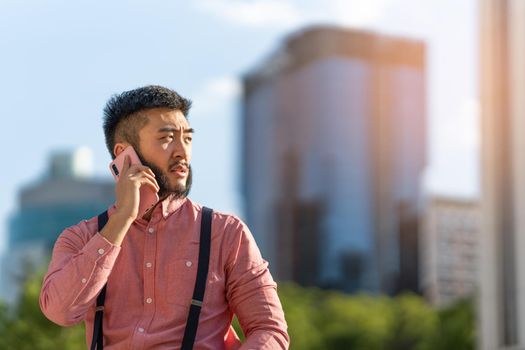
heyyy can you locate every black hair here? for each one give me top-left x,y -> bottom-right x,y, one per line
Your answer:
102,85 -> 192,159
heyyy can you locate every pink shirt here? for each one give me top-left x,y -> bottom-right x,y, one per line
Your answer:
39,197 -> 289,349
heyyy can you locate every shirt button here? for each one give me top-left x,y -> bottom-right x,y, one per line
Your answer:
148,227 -> 155,234
146,298 -> 153,304
98,248 -> 105,255
146,262 -> 152,268
186,261 -> 192,267
138,327 -> 145,333
81,278 -> 87,284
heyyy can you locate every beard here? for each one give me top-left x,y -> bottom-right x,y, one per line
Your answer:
134,147 -> 192,199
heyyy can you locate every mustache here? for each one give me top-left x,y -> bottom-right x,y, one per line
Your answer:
169,159 -> 189,170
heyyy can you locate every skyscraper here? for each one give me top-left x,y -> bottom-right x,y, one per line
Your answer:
479,0 -> 525,348
241,26 -> 426,294
0,148 -> 115,305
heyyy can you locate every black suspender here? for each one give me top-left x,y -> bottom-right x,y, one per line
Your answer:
181,206 -> 212,350
91,206 -> 213,350
90,210 -> 108,350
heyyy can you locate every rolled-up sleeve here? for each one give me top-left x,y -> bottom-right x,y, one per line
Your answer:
39,220 -> 120,327
224,217 -> 289,349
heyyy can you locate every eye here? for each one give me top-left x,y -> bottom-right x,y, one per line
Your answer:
185,136 -> 193,142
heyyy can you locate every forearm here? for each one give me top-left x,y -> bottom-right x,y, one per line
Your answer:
224,218 -> 290,349
229,265 -> 289,349
40,229 -> 121,326
236,285 -> 289,350
99,210 -> 134,246
240,329 -> 289,350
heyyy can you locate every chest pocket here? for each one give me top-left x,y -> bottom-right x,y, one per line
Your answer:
166,259 -> 227,309
166,258 -> 197,306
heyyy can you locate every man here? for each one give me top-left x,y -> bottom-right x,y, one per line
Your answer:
39,85 -> 289,349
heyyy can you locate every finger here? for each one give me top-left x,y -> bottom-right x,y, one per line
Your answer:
132,164 -> 156,178
128,163 -> 151,174
146,167 -> 156,178
141,177 -> 160,193
129,168 -> 157,182
121,155 -> 131,173
139,171 -> 159,189
128,170 -> 160,191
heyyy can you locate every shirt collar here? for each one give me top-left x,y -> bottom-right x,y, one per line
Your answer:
160,194 -> 188,218
108,195 -> 188,222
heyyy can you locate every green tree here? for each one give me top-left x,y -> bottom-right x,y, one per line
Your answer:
433,298 -> 476,350
0,271 -> 85,349
0,273 -> 475,350
278,282 -> 326,350
276,283 -> 474,350
386,293 -> 438,350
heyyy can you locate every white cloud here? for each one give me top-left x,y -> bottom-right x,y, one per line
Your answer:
191,76 -> 241,117
194,0 -> 302,28
206,77 -> 242,98
329,0 -> 393,28
193,0 -> 396,30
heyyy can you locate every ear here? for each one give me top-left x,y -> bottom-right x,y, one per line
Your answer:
113,142 -> 130,158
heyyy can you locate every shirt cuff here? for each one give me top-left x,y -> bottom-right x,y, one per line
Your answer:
82,233 -> 121,269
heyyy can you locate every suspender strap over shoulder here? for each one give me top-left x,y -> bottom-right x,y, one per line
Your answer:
91,210 -> 109,350
181,206 -> 213,350
91,206 -> 213,350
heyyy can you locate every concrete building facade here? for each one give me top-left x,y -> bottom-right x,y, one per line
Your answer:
479,0 -> 525,349
419,196 -> 480,307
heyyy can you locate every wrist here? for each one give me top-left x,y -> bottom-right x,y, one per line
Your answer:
99,211 -> 134,246
112,209 -> 137,225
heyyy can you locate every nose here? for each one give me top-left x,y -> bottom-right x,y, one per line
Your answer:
171,136 -> 191,162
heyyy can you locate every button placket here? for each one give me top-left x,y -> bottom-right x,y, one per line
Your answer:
143,221 -> 157,316
128,222 -> 159,350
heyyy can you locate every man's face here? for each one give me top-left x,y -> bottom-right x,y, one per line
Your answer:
135,108 -> 193,199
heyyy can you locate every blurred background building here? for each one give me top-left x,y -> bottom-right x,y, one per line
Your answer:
0,148 -> 114,305
479,0 -> 525,349
241,26 -> 426,294
419,195 -> 480,307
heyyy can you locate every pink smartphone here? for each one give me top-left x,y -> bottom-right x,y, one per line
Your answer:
109,146 -> 159,218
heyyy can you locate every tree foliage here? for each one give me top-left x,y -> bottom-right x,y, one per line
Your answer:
0,271 -> 85,349
0,274 -> 475,349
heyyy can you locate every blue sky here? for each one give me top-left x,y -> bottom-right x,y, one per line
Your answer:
0,0 -> 479,253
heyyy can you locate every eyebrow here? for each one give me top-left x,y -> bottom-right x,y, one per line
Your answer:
158,127 -> 194,134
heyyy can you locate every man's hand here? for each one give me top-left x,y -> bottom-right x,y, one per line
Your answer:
101,154 -> 160,246
114,154 -> 159,221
